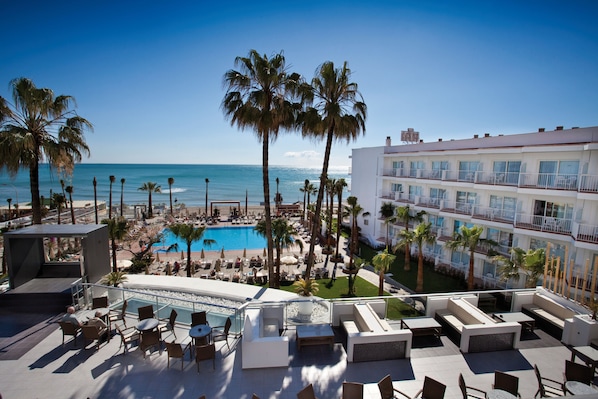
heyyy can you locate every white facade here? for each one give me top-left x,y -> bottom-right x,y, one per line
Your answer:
351,126 -> 598,289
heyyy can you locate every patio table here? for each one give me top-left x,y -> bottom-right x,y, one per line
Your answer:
400,317 -> 442,338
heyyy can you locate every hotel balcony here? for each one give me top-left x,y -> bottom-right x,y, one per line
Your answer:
514,214 -> 572,236
377,190 -> 413,204
380,168 -> 598,194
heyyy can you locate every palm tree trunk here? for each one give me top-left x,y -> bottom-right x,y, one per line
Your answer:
262,131 -> 275,288
29,160 -> 42,224
416,246 -> 424,292
111,238 -> 118,273
334,191 -> 343,261
93,177 -> 98,224
69,193 -> 75,225
306,126 -> 334,278
148,192 -> 153,218
468,250 -> 475,290
187,244 -> 192,277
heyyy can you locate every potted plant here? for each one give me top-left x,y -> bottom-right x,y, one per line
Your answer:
293,277 -> 319,319
101,271 -> 128,303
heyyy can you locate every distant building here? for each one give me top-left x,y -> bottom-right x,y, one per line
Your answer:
351,126 -> 598,289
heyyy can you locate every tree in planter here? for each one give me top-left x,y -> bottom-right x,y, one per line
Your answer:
446,225 -> 497,290
102,217 -> 129,273
101,271 -> 128,287
372,248 -> 396,296
168,223 -> 215,278
493,247 -> 546,288
293,277 -> 319,297
395,205 -> 426,270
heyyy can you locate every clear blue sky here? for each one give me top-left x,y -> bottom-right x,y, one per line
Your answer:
2,0 -> 597,170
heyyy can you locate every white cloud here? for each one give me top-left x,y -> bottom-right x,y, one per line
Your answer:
283,150 -> 320,158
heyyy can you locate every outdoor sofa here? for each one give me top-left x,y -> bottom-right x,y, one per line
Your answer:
241,306 -> 288,369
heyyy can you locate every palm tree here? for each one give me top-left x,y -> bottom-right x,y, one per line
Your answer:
326,178 -> 337,249
108,175 -> 115,219
222,50 -> 302,278
168,177 -> 174,216
333,178 -> 347,263
379,202 -> 396,250
493,247 -> 546,288
0,78 -> 92,225
300,61 -> 367,279
306,182 -> 318,229
411,222 -> 437,292
65,185 -> 75,224
395,205 -> 426,270
168,223 -> 216,277
138,182 -> 161,218
102,217 -> 129,273
300,179 -> 310,223
52,193 -> 66,224
93,177 -> 98,223
255,218 -> 303,288
445,225 -> 497,290
120,178 -> 125,217
344,196 -> 366,295
372,248 -> 396,296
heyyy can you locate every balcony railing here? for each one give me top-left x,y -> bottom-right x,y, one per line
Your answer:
515,214 -> 572,235
471,204 -> 516,223
576,224 -> 598,244
440,200 -> 473,216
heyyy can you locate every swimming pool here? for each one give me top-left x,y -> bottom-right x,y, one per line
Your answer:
156,226 -> 267,252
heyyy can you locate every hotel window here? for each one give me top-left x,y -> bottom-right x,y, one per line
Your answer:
483,261 -> 497,279
489,195 -> 516,221
456,190 -> 476,212
453,220 -> 474,233
493,161 -> 520,184
391,183 -> 403,193
410,161 -> 425,178
487,228 -> 513,253
531,238 -> 566,261
408,185 -> 422,202
429,188 -> 446,206
538,160 -> 579,187
451,250 -> 469,267
533,200 -> 573,219
458,161 -> 479,181
428,214 -> 444,235
392,161 -> 403,176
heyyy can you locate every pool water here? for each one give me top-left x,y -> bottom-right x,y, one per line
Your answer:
156,226 -> 267,252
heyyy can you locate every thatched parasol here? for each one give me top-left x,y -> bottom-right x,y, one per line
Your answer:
156,252 -> 160,262
220,248 -> 226,259
242,248 -> 247,259
181,251 -> 184,260
201,248 -> 205,259
263,247 -> 267,257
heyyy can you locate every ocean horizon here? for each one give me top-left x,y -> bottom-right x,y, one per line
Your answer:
0,163 -> 351,209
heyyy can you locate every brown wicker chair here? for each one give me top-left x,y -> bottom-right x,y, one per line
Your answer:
191,311 -> 208,327
458,374 -> 486,399
413,376 -> 446,399
533,364 -> 564,398
212,317 -> 232,350
81,325 -> 109,350
58,321 -> 80,347
297,383 -> 318,399
109,299 -> 128,328
115,324 -> 139,354
493,371 -> 520,398
140,330 -> 161,358
159,309 -> 178,339
165,341 -> 191,370
378,374 -> 410,399
92,296 -> 109,309
342,382 -> 364,399
564,360 -> 593,389
195,343 -> 216,372
137,305 -> 154,321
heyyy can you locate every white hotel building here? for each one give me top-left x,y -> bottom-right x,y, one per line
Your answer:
350,126 -> 598,289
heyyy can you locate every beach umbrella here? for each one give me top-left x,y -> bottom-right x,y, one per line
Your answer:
181,250 -> 184,260
281,255 -> 298,265
201,249 -> 205,259
242,248 -> 247,259
220,248 -> 226,259
156,252 -> 160,262
214,259 -> 221,272
263,248 -> 267,257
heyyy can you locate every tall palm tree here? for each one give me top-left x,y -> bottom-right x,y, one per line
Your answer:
255,218 -> 303,288
344,196 -> 365,295
306,182 -> 317,229
445,225 -> 497,290
108,175 -> 115,219
65,185 -> 75,224
138,182 -> 161,218
222,50 -> 302,278
0,78 -> 92,225
411,222 -> 436,292
300,61 -> 367,279
102,217 -> 129,273
169,223 -> 216,277
326,178 -> 337,248
93,177 -> 98,223
493,247 -> 546,288
52,193 -> 66,224
395,205 -> 426,270
300,179 -> 310,223
379,202 -> 396,250
372,248 -> 396,296
333,178 -> 347,262
120,178 -> 125,217
168,177 -> 174,216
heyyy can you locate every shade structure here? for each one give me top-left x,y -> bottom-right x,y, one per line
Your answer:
181,251 -> 184,260
155,252 -> 160,262
263,248 -> 267,257
201,249 -> 205,259
214,259 -> 221,272
242,248 -> 247,259
220,248 -> 225,258
280,255 -> 298,265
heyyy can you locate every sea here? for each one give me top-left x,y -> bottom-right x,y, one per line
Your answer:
0,164 -> 350,209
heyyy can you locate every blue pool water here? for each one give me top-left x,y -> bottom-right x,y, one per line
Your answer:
156,226 -> 267,252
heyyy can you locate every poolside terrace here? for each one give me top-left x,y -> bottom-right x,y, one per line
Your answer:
0,280 -> 580,399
